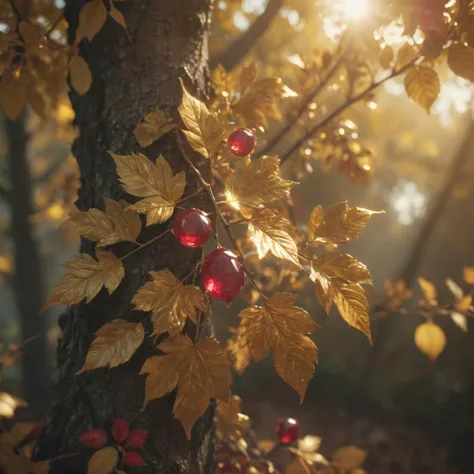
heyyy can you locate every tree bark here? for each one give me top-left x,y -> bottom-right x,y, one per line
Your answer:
37,1 -> 215,473
3,112 -> 50,416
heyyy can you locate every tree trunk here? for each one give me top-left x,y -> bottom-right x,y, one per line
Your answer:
37,1 -> 215,472
4,112 -> 49,416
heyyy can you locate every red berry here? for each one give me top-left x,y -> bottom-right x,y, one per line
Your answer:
112,418 -> 129,443
228,128 -> 256,156
78,429 -> 107,449
124,450 -> 144,467
126,429 -> 149,449
173,208 -> 212,248
276,418 -> 299,444
202,249 -> 244,303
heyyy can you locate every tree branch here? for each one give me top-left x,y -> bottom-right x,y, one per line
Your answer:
210,0 -> 283,71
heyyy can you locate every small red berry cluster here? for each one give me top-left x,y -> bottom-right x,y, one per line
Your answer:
172,128 -> 256,304
78,418 -> 148,468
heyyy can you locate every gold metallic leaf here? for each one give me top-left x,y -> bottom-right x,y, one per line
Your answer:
404,66 -> 440,114
76,0 -> 107,42
238,293 -> 318,400
285,456 -> 311,474
110,152 -> 185,225
240,62 -> 258,91
248,210 -> 301,268
87,447 -> 118,474
69,198 -> 141,247
69,56 -> 92,95
332,446 -> 367,471
418,277 -> 437,306
134,110 -> 176,147
447,43 -> 474,83
396,43 -> 417,69
216,395 -> 245,438
463,266 -> 474,285
132,269 -> 206,337
109,0 -> 126,29
225,156 -> 297,215
308,202 -> 381,245
311,253 -> 372,284
44,250 -> 124,308
414,322 -> 446,361
178,78 -> 225,158
150,335 -> 231,438
307,206 -> 324,242
77,320 -> 144,373
140,355 -> 179,406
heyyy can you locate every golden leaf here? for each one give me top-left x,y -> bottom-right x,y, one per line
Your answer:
379,45 -> 394,69
87,447 -> 118,474
447,43 -> 474,83
178,78 -> 225,158
445,278 -> 463,300
19,21 -> 42,44
285,456 -> 311,474
109,0 -> 126,28
332,446 -> 367,471
227,328 -> 251,374
110,152 -> 185,225
132,269 -> 205,337
69,56 -> 93,95
134,110 -> 177,147
396,43 -> 417,69
144,335 -> 231,438
238,293 -> 318,400
311,253 -> 372,284
451,312 -> 468,332
418,277 -> 437,306
307,206 -> 324,242
0,78 -> 26,119
0,392 -> 27,419
69,198 -> 141,247
77,320 -> 144,373
414,322 -> 446,361
308,202 -> 381,245
310,262 -> 371,342
140,355 -> 179,406
225,156 -> 297,214
76,0 -> 107,43
240,62 -> 258,91
455,295 -> 472,313
216,395 -> 248,438
463,266 -> 474,285
248,210 -> 301,268
44,250 -> 124,308
404,66 -> 440,114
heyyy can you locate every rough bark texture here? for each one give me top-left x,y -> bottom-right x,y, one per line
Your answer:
37,1 -> 215,472
4,112 -> 49,415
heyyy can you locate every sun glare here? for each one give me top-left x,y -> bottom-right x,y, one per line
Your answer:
334,0 -> 368,21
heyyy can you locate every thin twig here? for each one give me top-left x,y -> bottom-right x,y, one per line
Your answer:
119,229 -> 171,261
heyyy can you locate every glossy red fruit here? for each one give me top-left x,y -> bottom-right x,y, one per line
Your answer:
276,418 -> 299,444
126,429 -> 149,449
173,209 -> 212,248
124,450 -> 144,467
78,429 -> 107,449
112,418 -> 129,443
202,249 -> 244,304
228,128 -> 256,156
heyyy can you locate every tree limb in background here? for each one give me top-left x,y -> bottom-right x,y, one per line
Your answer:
210,0 -> 283,71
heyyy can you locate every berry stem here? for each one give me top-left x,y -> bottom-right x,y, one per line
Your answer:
177,133 -> 266,301
119,229 -> 171,261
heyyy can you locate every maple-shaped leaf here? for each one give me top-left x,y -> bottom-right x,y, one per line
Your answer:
248,210 -> 301,268
69,198 -> 141,247
44,251 -> 124,308
132,269 -> 206,337
110,152 -> 185,225
216,395 -> 243,438
78,320 -> 144,373
76,0 -> 107,43
134,110 -> 177,147
308,202 -> 382,245
87,446 -> 118,474
238,293 -> 317,401
142,335 -> 231,438
178,78 -> 225,158
140,355 -> 179,406
225,156 -> 297,216
311,258 -> 372,342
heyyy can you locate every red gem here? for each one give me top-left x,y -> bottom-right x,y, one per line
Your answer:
126,429 -> 149,449
173,209 -> 212,248
112,418 -> 129,443
228,128 -> 256,156
276,418 -> 299,444
202,249 -> 244,303
124,450 -> 144,467
78,429 -> 107,449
